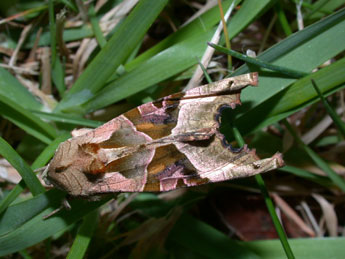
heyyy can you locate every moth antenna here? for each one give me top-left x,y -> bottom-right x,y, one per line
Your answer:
43,199 -> 71,220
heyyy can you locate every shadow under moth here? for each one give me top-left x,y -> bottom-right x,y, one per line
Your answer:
45,73 -> 284,197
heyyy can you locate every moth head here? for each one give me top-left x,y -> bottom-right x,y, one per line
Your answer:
47,139 -> 95,197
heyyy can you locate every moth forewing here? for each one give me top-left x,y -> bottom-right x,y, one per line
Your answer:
47,73 -> 284,197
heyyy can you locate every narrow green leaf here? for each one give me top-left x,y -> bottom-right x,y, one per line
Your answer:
88,4 -> 106,48
24,25 -> 93,49
280,166 -> 334,188
0,67 -> 42,110
311,79 -> 345,138
209,43 -> 308,78
283,119 -> 345,192
0,137 -> 45,196
52,58 -> 66,98
245,237 -> 345,259
30,110 -> 103,128
67,210 -> 99,259
232,126 -> 294,259
275,1 -> 293,36
0,134 -> 70,214
0,191 -> 110,256
56,0 -> 169,112
0,94 -> 57,144
49,0 -> 56,65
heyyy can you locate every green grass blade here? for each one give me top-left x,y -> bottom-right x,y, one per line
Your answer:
209,43 -> 308,78
0,137 -> 45,196
283,119 -> 345,192
244,237 -> 345,259
254,174 -> 295,259
280,166 -> 334,188
275,1 -> 293,36
88,4 -> 106,48
0,94 -> 57,144
0,189 -> 65,236
0,192 -> 110,256
49,0 -> 56,65
30,133 -> 71,170
30,110 -> 103,128
66,210 -> 99,259
0,134 -> 70,214
56,0 -> 169,113
24,25 -> 93,49
311,79 -> 345,138
232,126 -> 295,259
0,67 -> 42,110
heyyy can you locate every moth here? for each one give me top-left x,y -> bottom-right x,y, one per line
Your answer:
46,73 -> 284,197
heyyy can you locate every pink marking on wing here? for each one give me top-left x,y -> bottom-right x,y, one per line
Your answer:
160,178 -> 178,191
159,167 -> 185,191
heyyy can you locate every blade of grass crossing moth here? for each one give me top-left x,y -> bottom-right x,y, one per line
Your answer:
231,126 -> 295,259
67,209 -> 99,259
0,137 -> 45,196
311,79 -> 345,138
283,119 -> 345,192
0,134 -> 70,214
197,59 -> 212,84
56,0 -> 169,113
208,43 -> 308,78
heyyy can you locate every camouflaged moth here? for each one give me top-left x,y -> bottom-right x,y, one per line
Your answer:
45,73 -> 284,197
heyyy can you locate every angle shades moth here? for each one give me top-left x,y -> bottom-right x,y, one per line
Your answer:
45,73 -> 283,197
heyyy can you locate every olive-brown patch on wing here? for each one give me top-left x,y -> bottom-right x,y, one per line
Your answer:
124,102 -> 180,139
144,144 -> 204,191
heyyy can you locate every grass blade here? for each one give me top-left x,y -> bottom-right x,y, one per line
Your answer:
0,94 -> 57,144
232,126 -> 295,259
66,210 -> 99,259
0,134 -> 70,214
208,43 -> 308,78
0,67 -> 42,110
244,237 -> 345,259
0,137 -> 45,196
283,119 -> 345,192
311,79 -> 345,138
30,110 -> 103,128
